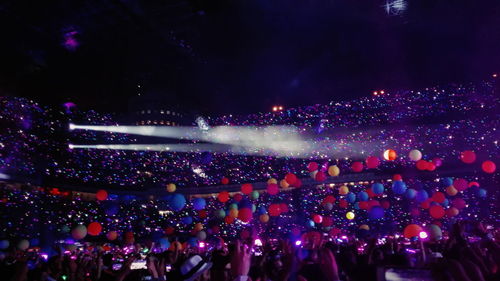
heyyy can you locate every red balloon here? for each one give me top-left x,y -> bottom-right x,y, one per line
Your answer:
315,171 -> 327,182
421,200 -> 431,209
96,189 -> 108,201
322,216 -> 333,227
351,161 -> 364,172
238,208 -> 253,223
324,195 -> 336,204
269,204 -> 281,216
366,188 -> 376,198
267,183 -> 279,195
218,191 -> 230,203
468,181 -> 480,188
339,199 -> 348,208
241,183 -> 253,195
329,228 -> 341,236
367,200 -> 380,209
453,178 -> 468,191
380,200 -> 390,209
365,156 -> 380,169
88,222 -> 102,236
429,205 -> 445,219
285,173 -> 297,185
460,150 -> 476,164
393,174 -> 403,181
426,162 -> 436,171
416,160 -> 428,170
313,214 -> 323,223
452,198 -> 466,209
221,177 -> 230,185
198,210 -> 207,219
404,224 -> 422,239
307,162 -> 319,172
294,178 -> 302,188
280,203 -> 289,213
432,192 -> 446,204
482,160 -> 496,174
233,193 -> 243,202
359,201 -> 369,210
224,216 -> 235,224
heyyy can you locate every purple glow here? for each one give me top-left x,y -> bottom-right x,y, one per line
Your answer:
63,31 -> 79,51
419,231 -> 428,239
40,253 -> 48,261
295,240 -> 302,246
341,235 -> 348,240
199,241 -> 206,248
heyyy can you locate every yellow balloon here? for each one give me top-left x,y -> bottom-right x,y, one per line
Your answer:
280,179 -> 290,188
446,185 -> 458,196
229,208 -> 238,218
166,183 -> 176,193
328,165 -> 340,177
346,212 -> 355,220
259,214 -> 270,223
359,224 -> 370,230
194,223 -> 203,232
339,185 -> 349,195
267,178 -> 278,185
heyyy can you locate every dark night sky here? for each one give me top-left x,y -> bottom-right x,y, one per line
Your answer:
0,0 -> 499,115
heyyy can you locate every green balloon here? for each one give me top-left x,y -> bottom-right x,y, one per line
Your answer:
429,224 -> 442,241
216,209 -> 226,218
229,203 -> 238,210
250,191 -> 260,200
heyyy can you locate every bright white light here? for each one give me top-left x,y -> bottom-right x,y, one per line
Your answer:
68,144 -> 74,149
69,123 -> 75,130
0,173 -> 10,180
384,0 -> 407,15
295,240 -> 302,246
254,239 -> 262,246
419,231 -> 428,239
195,116 -> 210,131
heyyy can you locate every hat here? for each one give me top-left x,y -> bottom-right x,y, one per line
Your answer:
180,255 -> 213,281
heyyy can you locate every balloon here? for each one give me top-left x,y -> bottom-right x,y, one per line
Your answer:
429,205 -> 445,219
169,193 -> 186,211
460,150 -> 476,164
415,190 -> 429,203
403,224 -> 422,239
339,185 -> 349,195
446,185 -> 458,196
0,240 -> 9,250
408,149 -> 422,161
324,202 -> 333,210
313,214 -> 323,224
315,171 -> 327,182
279,179 -> 290,189
477,188 -> 487,198
96,189 -> 108,201
72,225 -> 87,240
229,209 -> 238,218
426,162 -> 436,171
453,178 -> 468,191
357,191 -> 369,201
432,192 -> 446,203
432,157 -> 443,167
88,222 -> 102,236
238,208 -> 253,222
218,191 -> 230,203
17,240 -> 30,251
198,209 -> 207,219
159,237 -> 170,249
446,207 -> 459,217
225,216 -> 235,224
267,183 -> 279,195
285,173 -> 297,185
441,177 -> 453,187
229,203 -> 238,210
381,200 -> 390,209
482,160 -> 496,173
416,160 -> 428,170
392,181 -> 407,194
269,204 -> 281,216
359,201 -> 368,210
216,209 -> 226,218
442,198 -> 449,207
351,161 -> 364,172
250,190 -> 259,200
451,198 -> 466,209
106,231 -> 118,241
324,195 -> 336,204
307,162 -> 319,172
421,200 -> 431,209
428,224 -> 442,241
294,178 -> 302,188
310,170 -> 318,179
259,214 -> 269,223
322,217 -> 333,227
280,203 -> 289,213
221,177 -> 230,185
196,231 -> 207,241
346,192 -> 356,203
233,193 -> 243,202
405,188 -> 417,199
368,206 -> 384,220
328,165 -> 340,176
61,225 -> 70,233
267,178 -> 277,185
192,198 -> 206,210
383,149 -> 397,161
393,174 -> 402,181
346,212 -> 355,220
371,183 -> 384,195
166,183 -> 176,193
193,223 -> 203,232
182,216 -> 193,225
359,224 -> 370,230
241,183 -> 253,195
366,156 -> 380,169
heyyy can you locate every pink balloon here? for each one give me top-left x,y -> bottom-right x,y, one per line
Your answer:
453,178 -> 468,191
365,156 -> 380,169
482,160 -> 496,174
351,161 -> 364,172
452,198 -> 466,209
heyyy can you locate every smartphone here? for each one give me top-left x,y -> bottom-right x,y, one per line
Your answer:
130,260 -> 147,270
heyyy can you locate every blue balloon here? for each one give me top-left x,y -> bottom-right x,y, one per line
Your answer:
405,188 -> 417,199
29,238 -> 40,247
346,192 -> 356,203
103,202 -> 119,216
477,188 -> 487,198
307,219 -> 315,228
169,193 -> 186,211
442,198 -> 449,207
441,177 -> 453,187
159,238 -> 170,249
182,216 -> 193,225
415,190 -> 429,203
192,198 -> 206,211
368,206 -> 385,220
187,237 -> 198,247
357,191 -> 369,201
392,181 -> 407,194
354,202 -> 360,210
258,206 -> 267,215
371,183 -> 384,195
238,199 -> 252,209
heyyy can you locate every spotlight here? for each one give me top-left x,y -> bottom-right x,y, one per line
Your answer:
419,231 -> 428,239
69,123 -> 75,130
294,240 -> 302,246
199,242 -> 206,248
68,144 -> 74,149
254,239 -> 263,246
